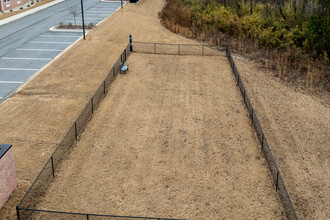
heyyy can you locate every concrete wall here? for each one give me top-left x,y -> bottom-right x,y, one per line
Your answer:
0,0 -> 30,12
0,145 -> 17,210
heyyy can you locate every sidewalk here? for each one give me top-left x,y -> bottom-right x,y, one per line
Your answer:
0,0 -> 66,26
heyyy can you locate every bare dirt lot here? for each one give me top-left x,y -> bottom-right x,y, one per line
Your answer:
0,0 -> 329,219
34,53 -> 284,219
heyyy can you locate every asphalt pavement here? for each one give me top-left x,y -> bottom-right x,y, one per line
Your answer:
0,0 -> 122,103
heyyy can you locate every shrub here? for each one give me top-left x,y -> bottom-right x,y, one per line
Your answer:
161,0 -> 329,90
162,0 -> 329,59
87,22 -> 94,29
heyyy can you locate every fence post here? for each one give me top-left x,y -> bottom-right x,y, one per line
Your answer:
51,156 -> 55,177
154,43 -> 156,54
91,98 -> 94,114
251,109 -> 254,123
276,170 -> 279,191
129,35 -> 133,52
178,44 -> 180,55
243,89 -> 245,102
86,214 -> 89,220
74,122 -> 78,140
16,206 -> 20,220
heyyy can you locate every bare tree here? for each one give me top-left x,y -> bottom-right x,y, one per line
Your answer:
293,0 -> 297,15
250,0 -> 253,14
204,0 -> 211,8
276,0 -> 286,20
69,5 -> 78,26
301,0 -> 309,17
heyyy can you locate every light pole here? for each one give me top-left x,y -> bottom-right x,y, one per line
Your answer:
121,0 -> 123,8
80,0 -> 86,40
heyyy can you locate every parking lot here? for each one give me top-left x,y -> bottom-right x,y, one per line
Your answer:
0,0 -> 123,102
0,32 -> 81,100
64,1 -> 123,26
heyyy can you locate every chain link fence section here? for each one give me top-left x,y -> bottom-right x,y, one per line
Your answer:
17,209 -> 184,220
225,45 -> 298,220
16,45 -> 132,219
133,41 -> 223,56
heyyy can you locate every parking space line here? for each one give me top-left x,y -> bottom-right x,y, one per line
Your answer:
0,68 -> 39,71
84,12 -> 110,14
1,57 -> 52,61
16,49 -> 62,52
84,12 -> 110,13
0,81 -> 23,84
92,6 -> 120,8
40,35 -> 79,38
84,12 -> 109,14
30,41 -> 72,44
82,15 -> 107,17
87,10 -> 113,12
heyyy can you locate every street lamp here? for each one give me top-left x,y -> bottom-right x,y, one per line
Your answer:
80,0 -> 86,40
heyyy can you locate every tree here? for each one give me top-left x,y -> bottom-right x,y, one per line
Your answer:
276,0 -> 286,20
203,0 -> 211,8
69,5 -> 78,26
293,0 -> 297,15
250,0 -> 253,14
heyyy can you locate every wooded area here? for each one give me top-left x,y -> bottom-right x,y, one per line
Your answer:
161,0 -> 329,90
162,0 -> 329,58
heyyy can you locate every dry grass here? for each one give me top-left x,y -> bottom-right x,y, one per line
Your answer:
265,59 -> 269,71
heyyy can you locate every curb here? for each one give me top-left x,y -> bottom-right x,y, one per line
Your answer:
49,26 -> 90,32
0,0 -> 67,26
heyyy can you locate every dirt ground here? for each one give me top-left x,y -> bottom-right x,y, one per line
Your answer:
34,53 -> 284,219
0,0 -> 328,219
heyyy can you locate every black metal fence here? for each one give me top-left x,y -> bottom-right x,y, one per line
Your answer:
15,39 -> 297,220
133,41 -> 223,56
225,46 -> 298,220
17,208 -> 183,220
15,44 -> 169,220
